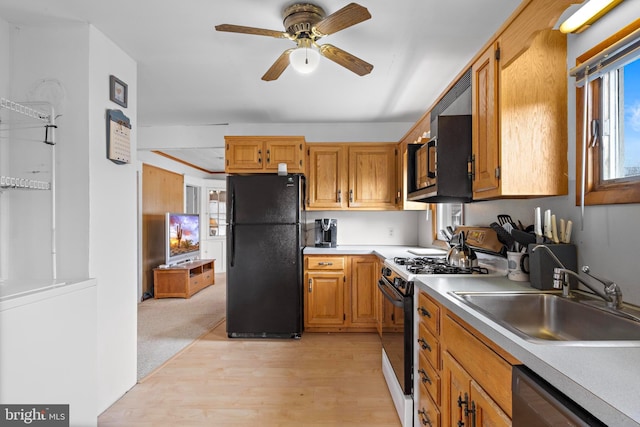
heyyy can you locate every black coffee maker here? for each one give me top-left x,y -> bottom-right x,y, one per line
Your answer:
314,218 -> 337,247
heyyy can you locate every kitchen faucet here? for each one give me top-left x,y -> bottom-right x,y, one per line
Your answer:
531,245 -> 623,309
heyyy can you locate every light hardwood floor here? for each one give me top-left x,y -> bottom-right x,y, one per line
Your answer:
99,321 -> 401,426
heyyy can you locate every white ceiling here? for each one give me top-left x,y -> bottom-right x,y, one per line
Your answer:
0,0 -> 528,171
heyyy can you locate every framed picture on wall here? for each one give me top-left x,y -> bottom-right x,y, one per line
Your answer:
109,75 -> 128,108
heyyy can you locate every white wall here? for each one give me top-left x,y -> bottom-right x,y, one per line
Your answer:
0,19 -> 138,421
9,23 -> 91,280
88,26 -> 138,414
305,210 -> 421,246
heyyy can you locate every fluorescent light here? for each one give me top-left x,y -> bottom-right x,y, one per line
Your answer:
559,0 -> 622,33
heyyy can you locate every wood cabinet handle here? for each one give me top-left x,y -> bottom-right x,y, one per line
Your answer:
266,149 -> 270,164
258,149 -> 262,164
308,278 -> 312,293
337,189 -> 342,203
318,262 -> 333,266
349,189 -> 353,202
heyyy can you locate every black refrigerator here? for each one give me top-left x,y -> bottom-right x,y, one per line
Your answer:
226,174 -> 305,338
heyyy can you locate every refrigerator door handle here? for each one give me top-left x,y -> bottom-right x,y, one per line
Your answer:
229,187 -> 235,267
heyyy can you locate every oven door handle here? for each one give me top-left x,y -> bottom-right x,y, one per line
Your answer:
378,279 -> 404,308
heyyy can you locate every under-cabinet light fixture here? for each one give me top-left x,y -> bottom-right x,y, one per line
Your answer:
559,0 -> 623,34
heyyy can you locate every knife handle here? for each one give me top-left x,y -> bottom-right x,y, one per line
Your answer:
559,219 -> 566,243
551,215 -> 559,243
534,207 -> 542,236
564,220 -> 573,244
544,210 -> 552,239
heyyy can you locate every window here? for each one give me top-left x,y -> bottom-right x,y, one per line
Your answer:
434,203 -> 464,243
208,189 -> 226,237
575,20 -> 640,205
600,59 -> 640,181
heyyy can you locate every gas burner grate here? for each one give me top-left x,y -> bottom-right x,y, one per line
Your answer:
406,262 -> 490,275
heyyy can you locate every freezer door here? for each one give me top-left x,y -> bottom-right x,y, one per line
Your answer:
227,174 -> 301,224
226,223 -> 302,337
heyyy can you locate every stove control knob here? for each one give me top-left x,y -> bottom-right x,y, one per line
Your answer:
394,277 -> 405,288
381,267 -> 392,276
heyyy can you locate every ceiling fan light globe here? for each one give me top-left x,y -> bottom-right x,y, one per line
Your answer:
289,47 -> 320,74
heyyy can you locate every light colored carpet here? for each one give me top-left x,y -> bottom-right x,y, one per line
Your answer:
137,273 -> 226,380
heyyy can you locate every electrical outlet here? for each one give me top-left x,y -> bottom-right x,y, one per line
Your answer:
388,227 -> 394,237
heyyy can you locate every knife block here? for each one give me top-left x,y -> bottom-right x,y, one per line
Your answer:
527,244 -> 577,290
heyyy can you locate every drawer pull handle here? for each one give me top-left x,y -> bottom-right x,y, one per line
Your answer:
417,409 -> 432,426
417,337 -> 431,351
417,306 -> 431,318
418,368 -> 432,385
318,262 -> 333,266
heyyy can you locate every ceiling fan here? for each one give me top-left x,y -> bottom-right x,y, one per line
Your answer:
215,2 -> 373,81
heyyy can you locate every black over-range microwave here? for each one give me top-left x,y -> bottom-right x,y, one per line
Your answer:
406,114 -> 473,203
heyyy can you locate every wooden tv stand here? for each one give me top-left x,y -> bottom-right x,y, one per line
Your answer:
153,259 -> 215,299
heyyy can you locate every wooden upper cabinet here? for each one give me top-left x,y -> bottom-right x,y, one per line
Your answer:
471,15 -> 569,199
306,144 -> 347,209
472,42 -> 500,198
306,143 -> 398,210
224,136 -> 305,174
348,145 -> 397,209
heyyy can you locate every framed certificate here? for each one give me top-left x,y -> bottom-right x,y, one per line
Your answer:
106,109 -> 131,164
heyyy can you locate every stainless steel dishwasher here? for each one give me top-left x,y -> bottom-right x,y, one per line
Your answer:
512,366 -> 606,426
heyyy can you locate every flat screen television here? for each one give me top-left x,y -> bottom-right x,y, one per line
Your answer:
165,212 -> 200,266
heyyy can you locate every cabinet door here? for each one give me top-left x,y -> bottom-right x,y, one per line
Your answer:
349,256 -> 378,326
472,42 -> 500,198
348,145 -> 397,209
225,139 -> 263,171
470,380 -> 510,427
304,271 -> 345,327
306,144 -> 347,209
442,351 -> 472,427
265,138 -> 305,173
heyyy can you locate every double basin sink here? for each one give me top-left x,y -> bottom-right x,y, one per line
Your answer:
450,290 -> 640,345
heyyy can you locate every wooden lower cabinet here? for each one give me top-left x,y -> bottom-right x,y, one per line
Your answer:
442,351 -> 510,427
153,259 -> 215,299
304,254 -> 379,332
415,289 -> 520,426
415,290 -> 442,426
418,382 -> 441,427
349,255 -> 378,327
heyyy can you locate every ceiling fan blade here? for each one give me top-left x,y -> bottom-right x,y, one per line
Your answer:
313,3 -> 371,36
262,49 -> 294,81
319,44 -> 373,76
215,24 -> 288,39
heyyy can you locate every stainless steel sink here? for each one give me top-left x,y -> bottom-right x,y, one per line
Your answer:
450,291 -> 640,345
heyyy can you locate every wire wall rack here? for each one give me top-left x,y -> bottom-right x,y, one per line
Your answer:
0,96 -> 56,191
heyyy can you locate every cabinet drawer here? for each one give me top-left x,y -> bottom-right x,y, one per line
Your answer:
417,321 -> 440,370
306,256 -> 345,270
418,350 -> 441,405
418,383 -> 441,427
417,291 -> 440,335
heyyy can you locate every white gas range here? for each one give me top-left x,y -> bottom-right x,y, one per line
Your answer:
378,227 -> 508,427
